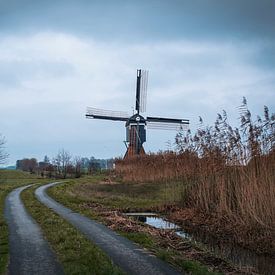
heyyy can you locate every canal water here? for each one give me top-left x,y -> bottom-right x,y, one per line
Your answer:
125,213 -> 275,275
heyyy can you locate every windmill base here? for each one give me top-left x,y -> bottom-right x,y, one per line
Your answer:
124,145 -> 145,159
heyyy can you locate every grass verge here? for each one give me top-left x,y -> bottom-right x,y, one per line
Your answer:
47,175 -> 179,212
47,175 -> 224,274
21,183 -> 124,275
119,231 -> 217,275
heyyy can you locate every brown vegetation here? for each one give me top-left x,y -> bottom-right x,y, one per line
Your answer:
115,99 -> 275,254
80,201 -> 254,274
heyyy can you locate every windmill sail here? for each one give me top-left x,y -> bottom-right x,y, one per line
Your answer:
86,69 -> 189,158
146,122 -> 189,131
135,69 -> 148,113
140,70 -> 148,113
146,116 -> 189,131
86,107 -> 129,121
135,70 -> 141,113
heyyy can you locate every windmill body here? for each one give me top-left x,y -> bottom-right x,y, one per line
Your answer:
125,113 -> 146,157
86,69 -> 189,158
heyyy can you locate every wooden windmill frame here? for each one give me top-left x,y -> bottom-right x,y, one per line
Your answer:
86,69 -> 189,158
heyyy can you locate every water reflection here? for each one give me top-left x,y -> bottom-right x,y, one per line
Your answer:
125,213 -> 180,229
187,229 -> 275,275
145,217 -> 180,229
125,212 -> 275,275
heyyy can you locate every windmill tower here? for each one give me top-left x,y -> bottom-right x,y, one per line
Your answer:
86,69 -> 189,158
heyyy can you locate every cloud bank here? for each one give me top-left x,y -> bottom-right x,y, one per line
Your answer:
0,31 -> 274,165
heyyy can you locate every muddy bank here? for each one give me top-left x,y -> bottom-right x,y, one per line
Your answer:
162,206 -> 275,257
80,201 -> 257,274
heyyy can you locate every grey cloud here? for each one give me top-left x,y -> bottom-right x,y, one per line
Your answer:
0,60 -> 75,89
0,67 -> 20,88
1,0 -> 275,42
1,0 -> 275,69
0,1 -> 274,165
249,43 -> 275,70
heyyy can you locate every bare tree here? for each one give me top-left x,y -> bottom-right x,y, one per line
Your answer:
0,134 -> 9,164
74,156 -> 82,178
88,157 -> 101,174
54,149 -> 72,178
16,158 -> 38,173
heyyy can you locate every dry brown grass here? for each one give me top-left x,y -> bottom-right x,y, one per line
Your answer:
116,99 -> 275,241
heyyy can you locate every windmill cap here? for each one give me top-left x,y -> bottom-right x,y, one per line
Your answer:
126,114 -> 146,126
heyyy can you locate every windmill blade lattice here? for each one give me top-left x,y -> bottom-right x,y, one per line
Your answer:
146,116 -> 189,131
86,69 -> 189,158
140,70 -> 148,113
147,122 -> 189,131
86,107 -> 129,121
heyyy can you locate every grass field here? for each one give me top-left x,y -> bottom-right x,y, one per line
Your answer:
47,174 -> 176,211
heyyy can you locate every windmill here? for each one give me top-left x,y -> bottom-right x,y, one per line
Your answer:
86,69 -> 189,158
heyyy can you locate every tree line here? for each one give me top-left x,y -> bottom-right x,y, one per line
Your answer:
16,149 -> 115,178
0,134 -> 8,165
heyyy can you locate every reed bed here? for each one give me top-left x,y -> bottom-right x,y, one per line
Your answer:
116,99 -> 275,231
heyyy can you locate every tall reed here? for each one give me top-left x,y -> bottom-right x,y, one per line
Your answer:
116,98 -> 275,229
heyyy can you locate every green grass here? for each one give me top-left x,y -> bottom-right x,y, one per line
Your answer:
119,232 -> 154,248
0,171 -> 222,274
48,175 -> 222,274
21,184 -> 124,275
47,175 -> 182,212
119,231 -> 221,275
0,170 -> 46,275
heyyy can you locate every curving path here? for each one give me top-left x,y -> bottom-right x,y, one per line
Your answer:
36,182 -> 183,275
4,185 -> 64,275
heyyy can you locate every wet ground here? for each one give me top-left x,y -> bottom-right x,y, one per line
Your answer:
126,213 -> 275,275
4,185 -> 63,275
35,182 -> 182,275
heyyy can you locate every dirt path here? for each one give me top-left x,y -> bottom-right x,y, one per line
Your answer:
4,185 -> 64,275
35,182 -> 182,275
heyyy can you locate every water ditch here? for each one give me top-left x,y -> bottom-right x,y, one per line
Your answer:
124,212 -> 275,275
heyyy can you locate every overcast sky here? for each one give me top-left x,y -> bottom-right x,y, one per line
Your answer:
0,0 -> 274,165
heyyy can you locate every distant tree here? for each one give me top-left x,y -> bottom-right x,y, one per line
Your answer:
16,158 -> 38,173
54,149 -> 72,178
45,163 -> 55,178
66,164 -> 75,175
87,157 -> 94,174
28,158 -> 38,173
0,134 -> 9,164
43,155 -> 50,163
16,159 -> 22,170
21,159 -> 29,171
74,156 -> 82,178
53,154 -> 61,176
88,157 -> 101,174
81,157 -> 90,170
